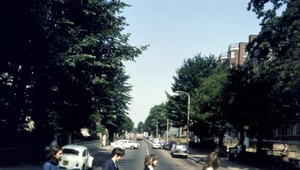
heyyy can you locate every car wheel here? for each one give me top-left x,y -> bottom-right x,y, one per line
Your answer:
130,146 -> 134,149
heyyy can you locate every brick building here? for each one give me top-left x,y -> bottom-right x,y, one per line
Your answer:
219,34 -> 258,66
219,34 -> 300,153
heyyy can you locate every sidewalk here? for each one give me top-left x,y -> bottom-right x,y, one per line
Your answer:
187,149 -> 261,170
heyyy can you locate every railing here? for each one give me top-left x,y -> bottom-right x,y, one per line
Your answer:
228,43 -> 239,50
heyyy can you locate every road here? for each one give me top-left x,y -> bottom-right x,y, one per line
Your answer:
93,139 -> 238,170
0,139 -> 258,170
93,139 -> 203,170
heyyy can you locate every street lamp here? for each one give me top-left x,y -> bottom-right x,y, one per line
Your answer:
175,90 -> 190,148
156,120 -> 158,138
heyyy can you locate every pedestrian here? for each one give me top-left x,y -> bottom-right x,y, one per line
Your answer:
280,143 -> 289,170
102,147 -> 125,170
202,151 -> 220,170
144,154 -> 158,170
43,145 -> 63,170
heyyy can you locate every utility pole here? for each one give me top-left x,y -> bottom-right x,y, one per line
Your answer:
175,91 -> 190,148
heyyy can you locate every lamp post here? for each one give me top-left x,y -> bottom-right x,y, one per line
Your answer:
156,120 -> 158,138
166,119 -> 169,142
175,90 -> 190,148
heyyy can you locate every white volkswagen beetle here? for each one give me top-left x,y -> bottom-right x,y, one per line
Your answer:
59,144 -> 94,170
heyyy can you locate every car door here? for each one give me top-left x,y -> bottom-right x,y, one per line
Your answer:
123,140 -> 129,148
86,149 -> 94,168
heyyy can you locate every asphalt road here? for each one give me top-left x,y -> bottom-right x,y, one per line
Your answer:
93,139 -> 203,170
1,139 -> 250,170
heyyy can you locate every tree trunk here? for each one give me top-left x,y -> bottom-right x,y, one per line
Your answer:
218,130 -> 225,147
238,127 -> 245,146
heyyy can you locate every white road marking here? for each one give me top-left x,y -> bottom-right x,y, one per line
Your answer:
145,141 -> 149,155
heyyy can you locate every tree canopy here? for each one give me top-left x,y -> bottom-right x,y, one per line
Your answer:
0,0 -> 146,147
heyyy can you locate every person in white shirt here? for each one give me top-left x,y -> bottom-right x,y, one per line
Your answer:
144,154 -> 158,170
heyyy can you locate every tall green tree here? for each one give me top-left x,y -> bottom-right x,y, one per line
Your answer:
0,0 -> 146,147
144,103 -> 168,137
192,64 -> 229,145
136,121 -> 144,134
166,54 -> 218,129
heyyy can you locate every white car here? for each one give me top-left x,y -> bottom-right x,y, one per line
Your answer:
110,140 -> 140,149
59,144 -> 94,170
152,138 -> 161,149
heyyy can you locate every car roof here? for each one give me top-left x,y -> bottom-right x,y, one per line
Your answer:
62,144 -> 88,152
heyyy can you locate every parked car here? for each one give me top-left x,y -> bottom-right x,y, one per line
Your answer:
170,144 -> 188,158
152,138 -> 161,149
59,144 -> 94,170
163,142 -> 173,150
110,140 -> 140,149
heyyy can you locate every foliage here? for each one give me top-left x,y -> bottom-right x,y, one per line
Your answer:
136,121 -> 144,134
0,0 -> 146,147
166,54 -> 218,128
192,64 -> 229,143
144,103 -> 168,137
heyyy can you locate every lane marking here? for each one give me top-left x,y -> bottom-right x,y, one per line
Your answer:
145,141 -> 149,155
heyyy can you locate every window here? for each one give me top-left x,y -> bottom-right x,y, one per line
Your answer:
231,51 -> 235,58
63,149 -> 79,156
243,50 -> 248,57
292,125 -> 297,135
82,150 -> 87,157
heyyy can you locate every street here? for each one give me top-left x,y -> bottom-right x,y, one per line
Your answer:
0,139 -> 259,170
94,139 -> 258,170
94,140 -> 204,170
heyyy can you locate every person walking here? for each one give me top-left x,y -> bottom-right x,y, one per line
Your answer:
202,151 -> 220,170
43,146 -> 63,170
102,147 -> 125,170
144,154 -> 158,170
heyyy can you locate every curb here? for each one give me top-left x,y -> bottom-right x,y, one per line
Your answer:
188,156 -> 204,165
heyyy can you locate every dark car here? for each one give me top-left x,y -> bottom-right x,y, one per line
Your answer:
163,142 -> 172,150
170,144 -> 188,158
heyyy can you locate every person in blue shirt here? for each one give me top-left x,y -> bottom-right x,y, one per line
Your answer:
43,145 -> 63,170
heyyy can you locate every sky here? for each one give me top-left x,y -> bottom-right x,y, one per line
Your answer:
121,0 -> 262,127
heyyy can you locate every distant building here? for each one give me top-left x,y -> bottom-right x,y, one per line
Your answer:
219,34 -> 258,66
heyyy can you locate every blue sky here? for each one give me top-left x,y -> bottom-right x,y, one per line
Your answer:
121,0 -> 262,127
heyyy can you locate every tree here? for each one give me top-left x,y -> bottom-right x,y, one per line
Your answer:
144,103 -> 168,137
136,121 -> 144,134
166,54 -> 218,128
192,64 -> 229,145
0,0 -> 147,147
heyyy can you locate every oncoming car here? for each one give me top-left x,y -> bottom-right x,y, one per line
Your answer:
170,144 -> 188,158
59,144 -> 94,170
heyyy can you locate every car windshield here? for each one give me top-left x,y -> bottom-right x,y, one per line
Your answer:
63,148 -> 79,156
175,145 -> 187,150
153,140 -> 160,144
